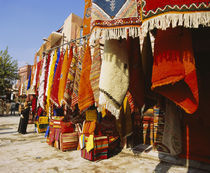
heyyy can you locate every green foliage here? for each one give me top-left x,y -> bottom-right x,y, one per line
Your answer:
0,47 -> 19,96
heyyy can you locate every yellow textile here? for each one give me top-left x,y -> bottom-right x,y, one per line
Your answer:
116,96 -> 133,140
86,109 -> 97,121
46,49 -> 57,114
88,121 -> 96,134
86,134 -> 94,152
58,47 -> 70,105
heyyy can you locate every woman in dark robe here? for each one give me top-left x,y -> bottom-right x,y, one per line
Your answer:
18,98 -> 31,134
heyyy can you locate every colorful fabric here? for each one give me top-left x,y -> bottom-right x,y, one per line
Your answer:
86,134 -> 94,152
37,56 -> 47,109
126,91 -> 135,113
78,44 -> 95,112
51,50 -> 64,106
83,0 -> 92,36
141,0 -> 210,37
90,0 -> 142,43
99,39 -> 129,119
60,132 -> 79,152
71,45 -> 85,109
63,46 -> 77,107
27,69 -> 31,90
44,52 -> 51,106
152,27 -> 199,114
90,39 -> 102,105
35,59 -> 43,91
46,49 -> 58,114
54,49 -> 60,76
58,47 -> 71,106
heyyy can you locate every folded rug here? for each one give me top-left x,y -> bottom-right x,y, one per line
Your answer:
99,39 -> 129,119
152,27 -> 199,114
78,44 -> 95,112
90,39 -> 102,106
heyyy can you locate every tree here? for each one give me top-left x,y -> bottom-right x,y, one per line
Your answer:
0,47 -> 19,96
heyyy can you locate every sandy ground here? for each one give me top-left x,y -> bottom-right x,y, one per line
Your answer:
0,115 -> 207,173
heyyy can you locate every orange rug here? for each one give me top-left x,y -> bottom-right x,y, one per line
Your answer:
78,43 -> 95,112
152,27 -> 199,114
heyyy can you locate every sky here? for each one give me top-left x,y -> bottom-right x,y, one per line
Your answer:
0,0 -> 84,67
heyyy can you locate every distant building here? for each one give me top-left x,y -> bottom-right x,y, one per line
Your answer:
17,65 -> 31,95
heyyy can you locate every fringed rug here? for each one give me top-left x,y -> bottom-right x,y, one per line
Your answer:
99,39 -> 129,119
90,0 -> 142,44
141,0 -> 210,37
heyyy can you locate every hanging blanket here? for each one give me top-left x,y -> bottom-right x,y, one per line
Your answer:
78,44 -> 95,112
71,45 -> 85,110
141,0 -> 210,37
99,39 -> 129,119
37,56 -> 47,109
83,0 -> 92,36
58,47 -> 71,106
63,46 -> 77,107
44,52 -> 51,105
51,50 -> 64,106
152,27 -> 199,114
89,39 -> 102,106
46,49 -> 58,114
127,37 -> 144,108
90,0 -> 142,44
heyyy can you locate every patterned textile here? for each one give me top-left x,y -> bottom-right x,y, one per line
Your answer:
89,39 -> 102,106
51,50 -> 64,106
152,27 -> 199,114
44,52 -> 51,106
90,0 -> 142,43
63,46 -> 77,107
60,132 -> 79,152
27,69 -> 31,90
83,0 -> 92,36
36,59 -> 43,91
81,135 -> 108,161
54,49 -> 60,76
126,91 -> 135,113
141,0 -> 210,37
78,44 -> 95,112
46,49 -> 58,115
99,39 -> 129,119
37,56 -> 47,109
71,45 -> 85,109
58,47 -> 71,106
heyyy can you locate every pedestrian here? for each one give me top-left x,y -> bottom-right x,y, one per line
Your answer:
18,96 -> 31,134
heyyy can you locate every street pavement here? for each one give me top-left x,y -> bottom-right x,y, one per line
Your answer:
0,115 -> 208,173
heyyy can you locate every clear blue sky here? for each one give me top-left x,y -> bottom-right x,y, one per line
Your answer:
0,0 -> 84,67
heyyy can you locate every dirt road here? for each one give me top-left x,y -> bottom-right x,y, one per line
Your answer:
0,116 -> 207,173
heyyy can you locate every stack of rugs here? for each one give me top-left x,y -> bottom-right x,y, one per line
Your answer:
47,115 -> 79,152
35,116 -> 49,133
79,109 -> 120,161
142,108 -> 154,145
